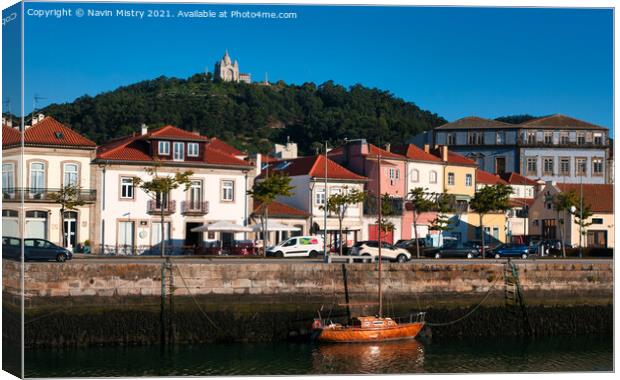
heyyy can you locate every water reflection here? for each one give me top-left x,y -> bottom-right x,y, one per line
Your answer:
312,339 -> 425,374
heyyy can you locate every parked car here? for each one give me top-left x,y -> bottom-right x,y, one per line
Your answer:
2,237 -> 72,262
435,242 -> 480,259
490,243 -> 530,259
395,238 -> 440,258
266,236 -> 324,258
350,241 -> 411,263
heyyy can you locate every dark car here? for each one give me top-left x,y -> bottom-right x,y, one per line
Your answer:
2,237 -> 72,262
436,242 -> 480,259
394,238 -> 439,257
490,244 -> 529,259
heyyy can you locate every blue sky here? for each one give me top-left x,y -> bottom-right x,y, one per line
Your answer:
6,2 -> 614,133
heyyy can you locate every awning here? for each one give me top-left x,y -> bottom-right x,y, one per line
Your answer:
251,221 -> 301,232
314,219 -> 362,231
190,221 -> 253,233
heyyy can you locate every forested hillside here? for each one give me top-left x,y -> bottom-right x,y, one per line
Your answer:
38,74 -> 446,154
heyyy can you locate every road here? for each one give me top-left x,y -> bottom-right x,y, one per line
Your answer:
20,255 -> 612,265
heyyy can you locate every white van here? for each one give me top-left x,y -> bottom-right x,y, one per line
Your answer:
266,236 -> 324,258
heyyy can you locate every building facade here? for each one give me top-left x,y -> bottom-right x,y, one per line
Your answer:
2,115 -> 97,249
93,124 -> 254,253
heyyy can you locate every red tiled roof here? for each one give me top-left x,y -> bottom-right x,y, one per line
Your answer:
254,200 -> 309,218
2,125 -> 21,146
203,145 -> 250,166
145,125 -> 209,141
520,114 -> 606,130
3,117 -> 96,148
500,172 -> 539,186
391,144 -> 442,162
476,169 -> 508,185
208,137 -> 244,156
556,184 -> 613,213
509,198 -> 535,207
261,155 -> 366,181
367,144 -> 406,160
446,151 -> 477,166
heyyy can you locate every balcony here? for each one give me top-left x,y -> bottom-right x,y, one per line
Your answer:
181,201 -> 209,216
147,200 -> 176,215
2,188 -> 96,203
363,196 -> 404,216
517,139 -> 608,148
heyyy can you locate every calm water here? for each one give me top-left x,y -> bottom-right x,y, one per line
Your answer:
24,336 -> 612,377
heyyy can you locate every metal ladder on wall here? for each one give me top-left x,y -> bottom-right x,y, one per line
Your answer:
504,260 -> 533,336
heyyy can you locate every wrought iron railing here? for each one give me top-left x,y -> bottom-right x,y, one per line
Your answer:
181,201 -> 209,215
2,188 -> 96,202
147,200 -> 176,215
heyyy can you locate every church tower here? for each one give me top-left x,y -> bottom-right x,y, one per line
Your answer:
214,50 -> 240,82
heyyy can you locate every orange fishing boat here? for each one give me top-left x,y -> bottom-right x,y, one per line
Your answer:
312,152 -> 426,343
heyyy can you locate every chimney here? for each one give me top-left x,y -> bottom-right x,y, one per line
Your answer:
191,130 -> 200,136
385,143 -> 391,152
37,113 -> 44,123
441,145 -> 448,162
141,123 -> 148,136
423,144 -> 430,153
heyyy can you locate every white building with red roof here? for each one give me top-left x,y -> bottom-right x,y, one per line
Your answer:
93,124 -> 254,253
2,115 -> 97,249
259,154 -> 367,249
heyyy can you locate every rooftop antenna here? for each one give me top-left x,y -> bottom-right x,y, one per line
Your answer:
32,94 -> 47,124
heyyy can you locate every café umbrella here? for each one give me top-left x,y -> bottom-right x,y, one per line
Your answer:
190,221 -> 253,233
251,221 -> 301,232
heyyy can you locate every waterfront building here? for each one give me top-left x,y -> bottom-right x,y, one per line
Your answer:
93,124 -> 254,253
259,154 -> 367,248
416,114 -> 610,184
2,115 -> 97,248
328,140 -> 407,243
528,182 -> 614,248
251,200 -> 309,245
472,169 -> 509,245
213,50 -> 251,83
500,172 -> 540,238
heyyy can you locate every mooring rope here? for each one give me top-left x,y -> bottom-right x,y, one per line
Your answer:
425,268 -> 503,327
170,261 -> 220,330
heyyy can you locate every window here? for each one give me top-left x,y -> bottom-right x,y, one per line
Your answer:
30,162 -> 45,191
388,168 -> 399,179
465,174 -> 472,187
542,158 -> 554,176
187,143 -> 199,157
189,180 -> 202,208
575,158 -> 587,176
560,132 -> 569,145
447,133 -> 456,145
158,141 -> 170,155
2,163 -> 14,192
155,192 -> 169,209
410,169 -> 419,182
544,132 -> 553,144
514,187 -> 520,197
395,169 -> 400,180
63,163 -> 78,186
221,180 -> 234,201
593,133 -> 603,145
330,187 -> 342,196
429,171 -> 438,184
526,131 -> 536,144
315,187 -> 326,205
447,172 -> 455,186
577,132 -> 586,145
591,218 -> 603,225
496,131 -> 504,144
592,158 -> 603,176
468,132 -> 483,145
559,158 -> 570,176
526,157 -> 537,176
120,177 -> 134,199
173,142 -> 184,160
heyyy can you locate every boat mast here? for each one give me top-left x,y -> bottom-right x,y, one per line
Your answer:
377,153 -> 382,318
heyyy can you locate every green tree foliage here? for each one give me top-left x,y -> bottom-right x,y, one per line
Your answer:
469,184 -> 513,258
573,200 -> 594,248
247,172 -> 295,254
429,192 -> 454,236
376,193 -> 398,236
133,167 -> 193,257
320,187 -> 366,256
39,75 -> 446,154
49,184 -> 85,248
407,187 -> 435,258
554,190 -> 579,257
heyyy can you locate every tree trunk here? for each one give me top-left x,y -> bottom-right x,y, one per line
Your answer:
60,207 -> 66,248
480,213 -> 486,259
160,207 -> 165,258
559,210 -> 566,258
338,215 -> 343,256
262,206 -> 269,257
413,211 -> 420,259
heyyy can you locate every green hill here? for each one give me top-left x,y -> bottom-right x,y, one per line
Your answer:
39,74 -> 447,155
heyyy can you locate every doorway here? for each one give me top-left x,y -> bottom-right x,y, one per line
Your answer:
587,230 -> 607,248
63,211 -> 78,248
185,222 -> 203,247
495,157 -> 506,174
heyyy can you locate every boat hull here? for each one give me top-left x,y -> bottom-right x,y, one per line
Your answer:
315,322 -> 425,343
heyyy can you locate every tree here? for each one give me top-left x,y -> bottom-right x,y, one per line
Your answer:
49,184 -> 85,249
133,167 -> 193,257
428,192 -> 454,246
573,201 -> 594,251
376,193 -> 398,240
247,172 -> 294,255
469,184 -> 513,258
320,187 -> 366,256
554,190 -> 579,258
407,187 -> 435,258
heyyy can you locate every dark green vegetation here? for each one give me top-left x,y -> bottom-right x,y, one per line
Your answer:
494,114 -> 543,124
37,75 -> 446,154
